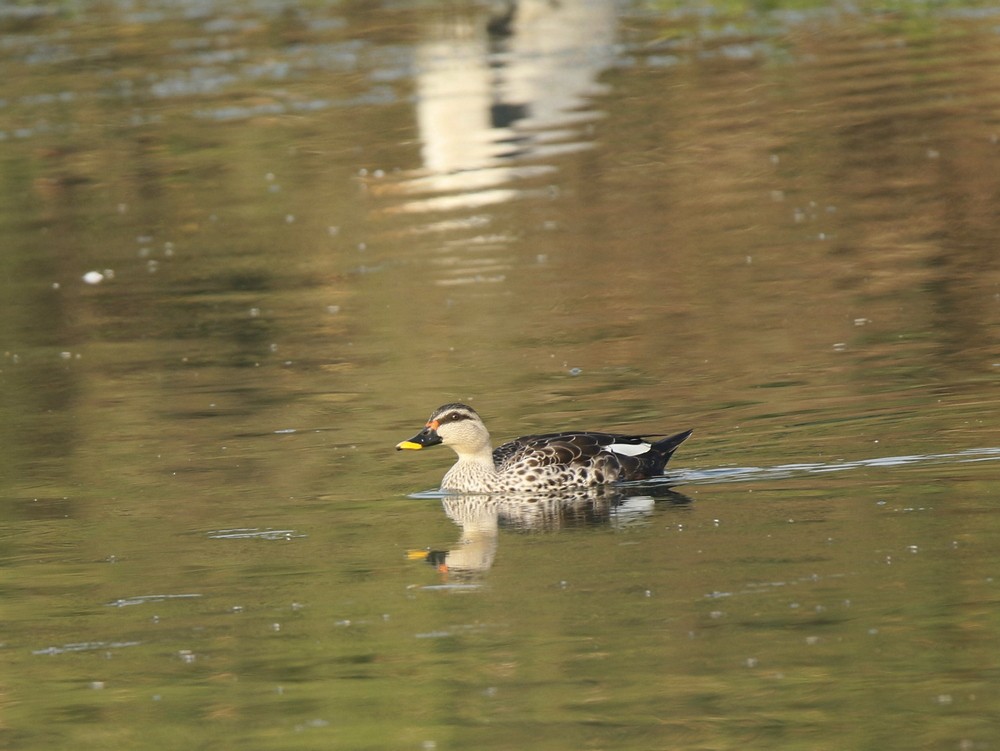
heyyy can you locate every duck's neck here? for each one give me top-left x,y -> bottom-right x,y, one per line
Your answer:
441,445 -> 497,491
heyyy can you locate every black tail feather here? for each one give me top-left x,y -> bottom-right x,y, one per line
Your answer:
653,429 -> 694,464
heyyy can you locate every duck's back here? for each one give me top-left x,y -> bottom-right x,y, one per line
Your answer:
492,429 -> 692,490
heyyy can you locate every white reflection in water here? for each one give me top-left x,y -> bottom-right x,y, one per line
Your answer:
206,527 -> 305,540
387,0 -> 615,212
32,640 -> 142,656
105,593 -> 203,608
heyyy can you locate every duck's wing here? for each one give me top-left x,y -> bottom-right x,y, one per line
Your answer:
492,432 -> 644,470
494,429 -> 692,481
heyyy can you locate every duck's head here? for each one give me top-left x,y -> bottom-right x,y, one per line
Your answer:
396,403 -> 491,455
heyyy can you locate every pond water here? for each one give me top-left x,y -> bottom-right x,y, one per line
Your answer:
1,0 -> 999,749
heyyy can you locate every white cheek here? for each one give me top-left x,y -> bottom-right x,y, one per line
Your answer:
605,442 -> 651,457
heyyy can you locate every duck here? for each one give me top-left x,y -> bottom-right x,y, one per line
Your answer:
396,403 -> 692,493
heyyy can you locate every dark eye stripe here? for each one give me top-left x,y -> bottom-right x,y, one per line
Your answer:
429,403 -> 479,425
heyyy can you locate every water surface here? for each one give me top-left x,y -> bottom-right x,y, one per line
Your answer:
1,1 -> 998,749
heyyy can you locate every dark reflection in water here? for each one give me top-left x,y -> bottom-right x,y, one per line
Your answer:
411,485 -> 693,581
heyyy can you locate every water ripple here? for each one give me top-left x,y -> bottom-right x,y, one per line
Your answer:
669,447 -> 1000,486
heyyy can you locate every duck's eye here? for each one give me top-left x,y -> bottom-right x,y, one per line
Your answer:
449,412 -> 461,421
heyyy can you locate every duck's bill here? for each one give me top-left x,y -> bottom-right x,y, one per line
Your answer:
395,427 -> 442,450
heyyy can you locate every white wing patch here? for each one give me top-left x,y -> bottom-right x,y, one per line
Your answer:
605,442 -> 652,457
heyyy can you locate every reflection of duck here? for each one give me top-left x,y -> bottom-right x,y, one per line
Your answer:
396,403 -> 692,493
410,488 -> 693,581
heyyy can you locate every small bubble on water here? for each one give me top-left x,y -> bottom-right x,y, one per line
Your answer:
568,367 -> 583,376
82,270 -> 104,285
